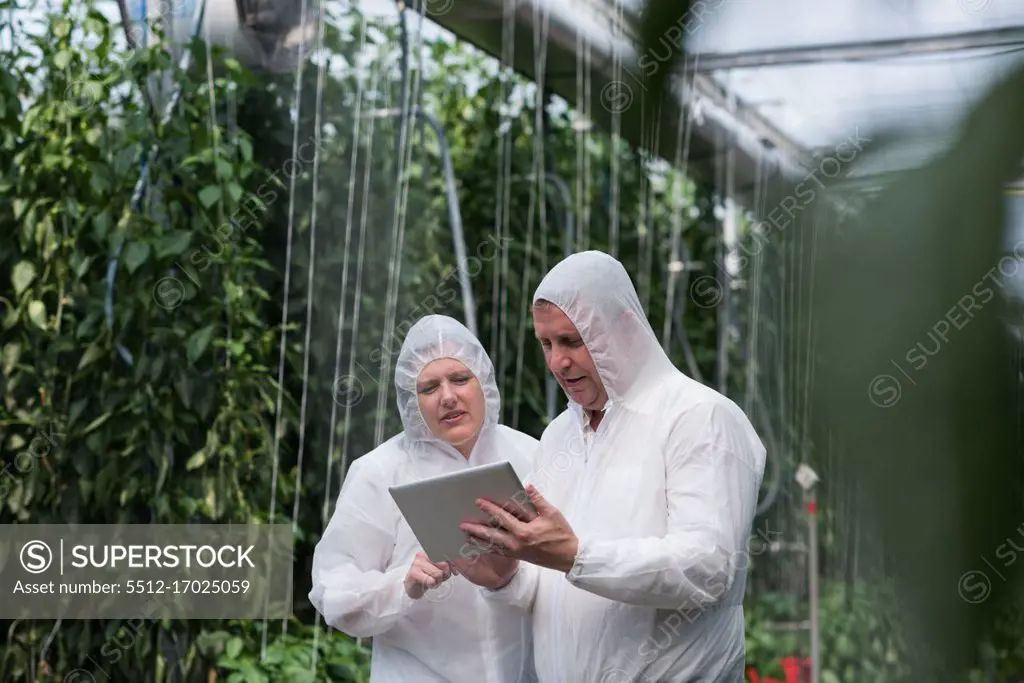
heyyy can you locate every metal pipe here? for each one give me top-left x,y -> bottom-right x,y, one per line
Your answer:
808,490 -> 821,683
105,0 -> 209,366
527,171 -> 574,422
690,26 -> 1024,72
752,382 -> 782,517
363,107 -> 478,336
552,171 -> 574,423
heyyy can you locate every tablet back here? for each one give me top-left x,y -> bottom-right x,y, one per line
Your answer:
388,460 -> 535,563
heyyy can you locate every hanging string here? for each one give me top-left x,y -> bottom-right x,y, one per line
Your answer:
574,25 -> 585,252
342,60 -> 382,654
491,0 -> 516,418
281,0 -> 328,642
637,92 -> 662,315
310,12 -> 370,668
261,0 -> 311,658
372,0 -> 425,447
800,203 -> 821,461
636,67 -> 664,316
744,148 -> 766,418
582,38 -> 592,251
607,0 -> 623,257
661,52 -> 700,352
718,74 -> 737,396
224,82 -> 237,372
510,2 -> 551,430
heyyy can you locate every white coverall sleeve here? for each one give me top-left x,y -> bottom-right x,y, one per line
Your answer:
309,456 -> 417,637
565,405 -> 763,610
478,559 -> 541,612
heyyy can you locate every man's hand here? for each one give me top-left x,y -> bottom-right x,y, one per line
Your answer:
451,553 -> 519,590
403,551 -> 454,600
459,485 -> 580,573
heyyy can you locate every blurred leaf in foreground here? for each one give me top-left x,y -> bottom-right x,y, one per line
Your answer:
799,64 -> 1024,680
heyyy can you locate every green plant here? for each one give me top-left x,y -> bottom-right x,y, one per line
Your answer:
200,620 -> 370,682
745,580 -> 911,683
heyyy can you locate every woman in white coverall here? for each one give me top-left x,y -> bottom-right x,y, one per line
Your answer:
456,251 -> 767,683
309,314 -> 538,683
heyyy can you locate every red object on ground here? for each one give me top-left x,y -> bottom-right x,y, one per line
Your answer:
748,657 -> 812,683
781,656 -> 801,683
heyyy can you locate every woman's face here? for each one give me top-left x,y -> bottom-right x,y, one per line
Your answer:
416,358 -> 486,455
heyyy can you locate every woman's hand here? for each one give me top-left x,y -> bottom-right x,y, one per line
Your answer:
404,551 -> 454,599
451,553 -> 519,590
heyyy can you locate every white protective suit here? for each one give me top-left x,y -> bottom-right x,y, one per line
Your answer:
483,251 -> 766,683
309,315 -> 539,683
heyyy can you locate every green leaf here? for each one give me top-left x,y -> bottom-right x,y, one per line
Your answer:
174,374 -> 192,409
238,137 -> 253,162
199,186 -> 221,208
93,209 -> 112,241
227,182 -> 244,203
217,654 -> 243,670
186,324 -> 216,363
240,661 -> 267,683
53,50 -> 72,70
154,230 -> 192,259
123,242 -> 150,274
82,412 -> 112,435
77,342 -> 105,370
27,300 -> 47,329
185,449 -> 206,471
215,159 -> 233,180
68,398 -> 88,427
2,343 -> 20,375
280,668 -> 316,683
89,169 -> 110,195
12,261 -> 36,296
226,636 -> 243,659
74,254 -> 95,279
83,16 -> 105,36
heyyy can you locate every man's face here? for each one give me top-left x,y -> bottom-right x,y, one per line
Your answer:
532,303 -> 608,412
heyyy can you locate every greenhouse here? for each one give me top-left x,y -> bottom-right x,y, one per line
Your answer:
1,0 -> 1023,680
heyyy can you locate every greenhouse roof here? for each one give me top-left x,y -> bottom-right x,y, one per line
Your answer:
23,0 -> 1024,200
395,0 -> 1024,197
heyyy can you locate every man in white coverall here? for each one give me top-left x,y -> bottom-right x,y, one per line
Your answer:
457,251 -> 767,682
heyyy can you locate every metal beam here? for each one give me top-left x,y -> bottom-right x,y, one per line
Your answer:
690,26 -> 1024,72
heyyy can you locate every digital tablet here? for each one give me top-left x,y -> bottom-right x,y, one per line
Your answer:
388,460 -> 536,563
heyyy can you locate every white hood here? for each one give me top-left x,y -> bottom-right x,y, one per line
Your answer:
394,314 -> 501,447
533,250 -> 676,407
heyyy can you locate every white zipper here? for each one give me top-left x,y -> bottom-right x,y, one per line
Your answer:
477,594 -> 500,683
553,409 -> 601,683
